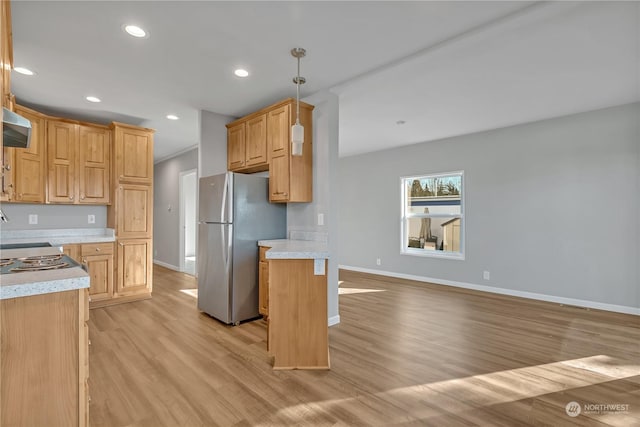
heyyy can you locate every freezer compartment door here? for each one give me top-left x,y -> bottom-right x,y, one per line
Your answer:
197,223 -> 233,323
199,173 -> 233,223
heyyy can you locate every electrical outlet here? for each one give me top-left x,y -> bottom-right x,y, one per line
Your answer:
28,214 -> 38,225
88,214 -> 96,224
317,213 -> 324,226
483,271 -> 490,281
376,258 -> 381,266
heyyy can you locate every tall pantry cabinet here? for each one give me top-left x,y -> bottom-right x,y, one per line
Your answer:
105,122 -> 154,307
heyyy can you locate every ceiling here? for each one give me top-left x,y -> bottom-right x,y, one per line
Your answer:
9,1 -> 639,161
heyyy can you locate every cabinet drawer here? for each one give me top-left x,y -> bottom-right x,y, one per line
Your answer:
259,246 -> 270,262
81,242 -> 114,256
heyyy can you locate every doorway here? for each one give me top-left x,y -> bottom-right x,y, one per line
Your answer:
179,169 -> 198,276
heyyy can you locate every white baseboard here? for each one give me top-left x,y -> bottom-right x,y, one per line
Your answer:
328,315 -> 341,327
153,260 -> 181,272
339,265 -> 640,316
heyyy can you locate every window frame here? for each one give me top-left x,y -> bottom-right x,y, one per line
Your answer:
400,170 -> 465,260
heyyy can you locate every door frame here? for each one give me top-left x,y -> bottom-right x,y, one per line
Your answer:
179,168 -> 198,273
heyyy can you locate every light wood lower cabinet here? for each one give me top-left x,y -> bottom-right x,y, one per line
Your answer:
116,238 -> 152,297
81,242 -> 114,302
258,246 -> 270,317
63,242 -> 115,305
268,258 -> 329,370
1,288 -> 89,427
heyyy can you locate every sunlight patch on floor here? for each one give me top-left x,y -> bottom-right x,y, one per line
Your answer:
338,287 -> 386,295
273,355 -> 640,424
179,288 -> 198,298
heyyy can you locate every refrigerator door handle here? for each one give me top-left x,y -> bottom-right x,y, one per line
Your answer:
221,173 -> 229,223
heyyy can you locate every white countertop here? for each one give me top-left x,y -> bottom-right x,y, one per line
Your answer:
1,228 -> 115,245
1,267 -> 89,300
258,239 -> 330,260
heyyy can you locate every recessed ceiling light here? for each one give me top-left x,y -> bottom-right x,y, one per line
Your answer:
14,67 -> 34,76
124,25 -> 147,38
166,114 -> 179,120
234,69 -> 249,78
86,96 -> 101,103
396,120 -> 406,125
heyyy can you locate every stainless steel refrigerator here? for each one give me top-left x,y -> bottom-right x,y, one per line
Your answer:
197,172 -> 286,324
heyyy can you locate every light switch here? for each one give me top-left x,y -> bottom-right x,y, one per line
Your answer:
88,214 -> 96,224
28,214 -> 38,225
317,213 -> 324,226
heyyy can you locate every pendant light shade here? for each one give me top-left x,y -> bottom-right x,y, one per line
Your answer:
291,47 -> 306,157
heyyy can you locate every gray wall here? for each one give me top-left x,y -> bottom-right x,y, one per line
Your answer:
339,103 -> 639,312
184,172 -> 197,257
0,203 -> 106,230
199,109 -> 235,177
288,91 -> 341,324
153,148 -> 198,269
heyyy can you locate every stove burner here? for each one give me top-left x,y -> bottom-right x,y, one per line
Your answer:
0,259 -> 12,267
21,254 -> 64,264
10,261 -> 70,272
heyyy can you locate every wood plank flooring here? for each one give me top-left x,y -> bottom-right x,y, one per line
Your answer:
88,266 -> 640,426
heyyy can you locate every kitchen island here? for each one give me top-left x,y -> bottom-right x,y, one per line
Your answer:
258,239 -> 330,370
0,245 -> 90,427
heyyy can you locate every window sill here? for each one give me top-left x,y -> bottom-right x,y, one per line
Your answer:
400,248 -> 465,261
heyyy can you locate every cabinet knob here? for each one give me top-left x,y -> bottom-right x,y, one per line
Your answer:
81,195 -> 85,200
69,195 -> 74,201
3,164 -> 10,171
95,247 -> 101,252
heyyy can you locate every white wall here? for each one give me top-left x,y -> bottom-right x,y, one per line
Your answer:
0,204 -> 106,230
339,103 -> 640,314
288,91 -> 340,325
153,148 -> 198,270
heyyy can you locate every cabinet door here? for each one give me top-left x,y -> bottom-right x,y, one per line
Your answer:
83,253 -> 114,302
245,114 -> 267,167
12,107 -> 46,203
47,120 -> 78,203
267,105 -> 289,157
227,123 -> 245,171
259,261 -> 269,316
116,239 -> 152,296
78,125 -> 110,204
116,183 -> 152,238
269,154 -> 290,202
114,126 -> 153,185
1,147 -> 14,201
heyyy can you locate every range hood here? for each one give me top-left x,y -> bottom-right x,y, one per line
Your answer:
2,107 -> 32,148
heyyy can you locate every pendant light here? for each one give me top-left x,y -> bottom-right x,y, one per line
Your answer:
291,47 -> 306,156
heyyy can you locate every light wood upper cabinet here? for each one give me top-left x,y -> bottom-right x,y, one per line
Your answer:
226,115 -> 269,172
113,123 -> 153,185
47,120 -> 77,203
246,114 -> 267,167
226,99 -> 313,203
268,105 -> 289,156
1,0 -> 12,110
78,125 -> 110,204
227,123 -> 245,171
10,105 -> 46,203
268,100 -> 313,203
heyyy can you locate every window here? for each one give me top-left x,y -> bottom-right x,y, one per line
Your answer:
401,171 -> 464,259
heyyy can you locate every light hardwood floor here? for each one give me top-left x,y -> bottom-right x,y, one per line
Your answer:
88,266 -> 639,426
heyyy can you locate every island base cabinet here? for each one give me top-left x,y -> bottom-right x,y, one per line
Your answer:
1,289 -> 89,427
269,258 -> 329,370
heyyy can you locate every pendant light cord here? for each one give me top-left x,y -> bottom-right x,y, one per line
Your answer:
296,55 -> 301,125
